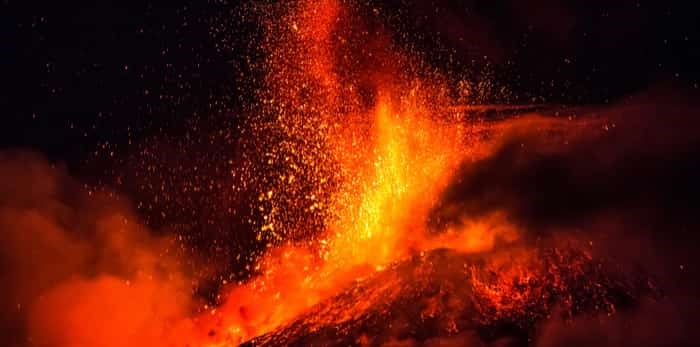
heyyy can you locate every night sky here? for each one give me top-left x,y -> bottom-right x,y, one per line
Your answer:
3,0 -> 699,169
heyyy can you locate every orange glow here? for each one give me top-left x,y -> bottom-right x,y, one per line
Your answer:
326,93 -> 468,267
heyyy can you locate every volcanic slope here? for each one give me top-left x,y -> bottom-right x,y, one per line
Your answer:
242,245 -> 658,347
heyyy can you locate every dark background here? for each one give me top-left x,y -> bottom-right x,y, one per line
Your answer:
2,0 -> 699,170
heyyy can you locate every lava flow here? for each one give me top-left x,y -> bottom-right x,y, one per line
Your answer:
10,1 -> 673,347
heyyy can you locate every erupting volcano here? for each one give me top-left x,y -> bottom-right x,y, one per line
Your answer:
3,1 -> 699,346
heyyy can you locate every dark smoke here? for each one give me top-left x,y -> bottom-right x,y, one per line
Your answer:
430,86 -> 700,346
536,299 -> 688,347
433,87 -> 700,227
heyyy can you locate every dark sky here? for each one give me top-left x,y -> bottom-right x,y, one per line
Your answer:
2,1 -> 239,167
2,0 -> 698,170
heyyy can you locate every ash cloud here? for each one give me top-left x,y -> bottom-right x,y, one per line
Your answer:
429,87 -> 700,346
0,151 -> 195,347
431,88 -> 700,234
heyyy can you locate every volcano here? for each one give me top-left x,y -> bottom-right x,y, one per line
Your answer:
242,245 -> 658,346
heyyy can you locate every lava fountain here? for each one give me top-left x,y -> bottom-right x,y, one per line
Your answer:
172,1 -> 658,345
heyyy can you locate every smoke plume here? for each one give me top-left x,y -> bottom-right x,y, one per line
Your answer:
0,151 -> 195,347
